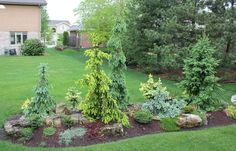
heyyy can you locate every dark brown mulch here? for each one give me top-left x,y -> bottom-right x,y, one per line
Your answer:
9,111 -> 236,148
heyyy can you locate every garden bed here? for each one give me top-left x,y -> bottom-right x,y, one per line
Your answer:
7,110 -> 236,148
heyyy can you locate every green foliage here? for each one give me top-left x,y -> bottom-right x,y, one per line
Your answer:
79,48 -> 129,126
63,115 -> 74,128
65,87 -> 82,109
123,0 -> 202,72
183,105 -> 196,114
22,39 -> 45,56
27,114 -> 43,129
41,7 -> 51,42
63,32 -> 69,46
108,17 -> 128,110
134,109 -> 152,124
225,105 -> 236,119
181,36 -> 220,111
204,0 -> 236,67
59,128 -> 86,146
75,0 -> 119,45
20,128 -> 33,140
141,76 -> 186,118
160,118 -> 180,132
191,110 -> 207,125
43,127 -> 56,137
140,74 -> 159,100
24,64 -> 55,117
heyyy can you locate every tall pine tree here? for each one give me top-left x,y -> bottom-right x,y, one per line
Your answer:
204,0 -> 236,66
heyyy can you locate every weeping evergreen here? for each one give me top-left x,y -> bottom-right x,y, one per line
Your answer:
107,17 -> 129,110
26,64 -> 55,117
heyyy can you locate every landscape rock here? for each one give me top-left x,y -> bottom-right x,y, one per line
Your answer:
126,104 -> 141,117
70,113 -> 82,124
101,123 -> 124,136
44,115 -> 62,127
231,95 -> 236,105
4,115 -> 29,136
176,114 -> 202,128
55,103 -> 71,115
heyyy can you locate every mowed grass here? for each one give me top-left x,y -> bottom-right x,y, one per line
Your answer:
0,48 -> 235,151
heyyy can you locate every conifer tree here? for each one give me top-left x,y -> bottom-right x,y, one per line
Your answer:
26,64 -> 55,117
181,35 -> 219,110
107,1 -> 128,110
79,48 -> 129,126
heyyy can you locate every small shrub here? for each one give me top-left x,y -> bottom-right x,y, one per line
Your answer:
20,128 -> 33,140
59,128 -> 86,146
27,114 -> 43,129
65,87 -> 82,109
63,115 -> 74,128
141,77 -> 186,118
160,118 -> 180,132
183,105 -> 196,113
225,106 -> 236,119
22,39 -> 45,56
191,110 -> 207,124
140,74 -> 158,100
134,109 -> 152,124
43,127 -> 56,137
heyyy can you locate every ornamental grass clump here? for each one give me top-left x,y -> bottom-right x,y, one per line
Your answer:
79,48 -> 129,126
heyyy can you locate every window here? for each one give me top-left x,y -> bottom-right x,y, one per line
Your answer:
10,32 -> 27,45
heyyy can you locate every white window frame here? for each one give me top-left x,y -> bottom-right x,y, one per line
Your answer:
10,32 -> 27,45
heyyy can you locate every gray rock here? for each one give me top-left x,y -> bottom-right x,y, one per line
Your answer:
101,123 -> 124,136
176,114 -> 202,128
126,104 -> 141,117
44,115 -> 62,127
70,113 -> 82,124
56,103 -> 71,115
4,116 -> 29,135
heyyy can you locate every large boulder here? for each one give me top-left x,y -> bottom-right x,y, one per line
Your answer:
55,103 -> 71,115
176,114 -> 202,128
4,115 -> 29,136
101,123 -> 124,136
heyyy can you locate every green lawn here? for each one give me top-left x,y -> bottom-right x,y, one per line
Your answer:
0,48 -> 235,151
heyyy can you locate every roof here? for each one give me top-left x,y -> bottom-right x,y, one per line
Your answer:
48,20 -> 71,27
0,0 -> 47,6
68,25 -> 83,31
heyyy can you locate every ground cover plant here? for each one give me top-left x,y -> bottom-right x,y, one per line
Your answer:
0,48 -> 235,151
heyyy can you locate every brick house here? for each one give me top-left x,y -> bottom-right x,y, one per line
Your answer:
0,0 -> 47,55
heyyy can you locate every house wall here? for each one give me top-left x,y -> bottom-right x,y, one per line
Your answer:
0,5 -> 41,32
0,5 -> 41,55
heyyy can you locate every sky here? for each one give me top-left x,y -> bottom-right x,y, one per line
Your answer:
47,0 -> 82,24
